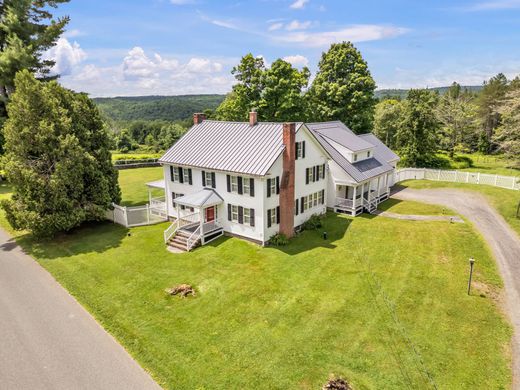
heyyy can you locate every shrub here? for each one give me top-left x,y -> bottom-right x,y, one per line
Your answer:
269,233 -> 289,246
302,214 -> 324,231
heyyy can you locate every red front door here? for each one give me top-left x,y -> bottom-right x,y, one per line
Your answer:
205,206 -> 215,222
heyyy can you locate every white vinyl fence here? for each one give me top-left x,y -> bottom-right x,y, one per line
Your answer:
395,168 -> 520,190
105,202 -> 168,228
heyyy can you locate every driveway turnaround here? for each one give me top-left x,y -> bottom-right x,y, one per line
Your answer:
0,228 -> 161,390
392,187 -> 520,390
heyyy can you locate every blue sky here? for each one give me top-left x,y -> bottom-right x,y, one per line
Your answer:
48,0 -> 520,96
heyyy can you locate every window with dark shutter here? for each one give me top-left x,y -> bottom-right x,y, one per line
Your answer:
250,209 -> 255,227
178,167 -> 184,183
226,175 -> 231,192
321,164 -> 326,179
249,178 -> 255,197
267,178 -> 271,197
305,168 -> 309,185
188,169 -> 192,185
313,166 -> 317,182
295,142 -> 300,160
202,171 -> 206,186
276,176 -> 280,194
211,172 -> 216,188
238,206 -> 243,224
267,209 -> 272,228
227,204 -> 232,221
321,189 -> 325,204
238,177 -> 243,195
170,166 -> 174,182
302,141 -> 306,158
295,199 -> 299,215
276,206 -> 280,224
172,192 -> 176,207
300,197 -> 304,213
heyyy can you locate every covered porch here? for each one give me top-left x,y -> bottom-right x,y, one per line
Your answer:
163,188 -> 224,251
334,174 -> 391,215
145,179 -> 168,218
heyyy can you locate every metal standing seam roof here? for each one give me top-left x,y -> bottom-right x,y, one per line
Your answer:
305,121 -> 374,152
174,188 -> 224,208
358,133 -> 400,162
307,126 -> 394,183
159,120 -> 304,176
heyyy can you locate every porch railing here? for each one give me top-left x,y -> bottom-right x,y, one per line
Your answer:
202,219 -> 222,234
163,211 -> 200,243
163,220 -> 179,243
335,197 -> 354,209
186,225 -> 201,251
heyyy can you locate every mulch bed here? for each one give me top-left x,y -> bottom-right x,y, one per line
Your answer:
322,377 -> 353,390
165,284 -> 196,298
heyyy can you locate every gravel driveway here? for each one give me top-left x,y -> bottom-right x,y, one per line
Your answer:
392,187 -> 520,389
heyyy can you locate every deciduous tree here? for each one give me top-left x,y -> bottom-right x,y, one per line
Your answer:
1,71 -> 120,237
373,99 -> 403,148
494,86 -> 520,167
307,42 -> 376,133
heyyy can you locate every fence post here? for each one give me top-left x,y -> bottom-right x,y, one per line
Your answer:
437,170 -> 441,181
466,172 -> 469,183
495,174 -> 498,186
477,172 -> 480,184
147,204 -> 150,224
124,206 -> 128,228
512,178 -> 516,190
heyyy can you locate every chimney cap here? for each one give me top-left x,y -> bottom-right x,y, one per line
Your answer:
249,110 -> 258,126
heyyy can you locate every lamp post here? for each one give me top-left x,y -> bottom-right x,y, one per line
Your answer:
467,257 -> 475,295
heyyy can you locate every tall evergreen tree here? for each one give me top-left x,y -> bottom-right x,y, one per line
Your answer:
494,85 -> 520,167
1,71 -> 120,237
395,89 -> 440,167
477,73 -> 509,153
307,42 -> 376,133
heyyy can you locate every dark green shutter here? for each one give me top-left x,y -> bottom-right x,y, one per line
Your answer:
211,172 -> 216,188
276,176 -> 280,194
276,206 -> 280,224
178,167 -> 184,183
238,206 -> 243,224
267,178 -> 271,197
250,209 -> 255,227
227,204 -> 232,221
300,197 -> 304,213
267,209 -> 272,227
305,168 -> 309,184
302,141 -> 306,158
321,189 -> 325,204
295,142 -> 299,160
202,171 -> 206,186
321,164 -> 326,179
170,166 -> 174,181
226,175 -> 231,192
295,199 -> 299,215
250,178 -> 255,197
188,169 -> 192,185
238,177 -> 243,195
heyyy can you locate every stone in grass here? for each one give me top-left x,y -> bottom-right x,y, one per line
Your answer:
322,376 -> 353,390
165,284 -> 196,298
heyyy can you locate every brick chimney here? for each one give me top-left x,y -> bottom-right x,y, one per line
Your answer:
193,113 -> 206,125
249,111 -> 258,126
279,122 -> 296,238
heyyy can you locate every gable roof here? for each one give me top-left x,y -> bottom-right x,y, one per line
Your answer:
159,120 -> 303,176
358,133 -> 400,162
174,188 -> 223,208
306,121 -> 374,152
306,122 -> 395,183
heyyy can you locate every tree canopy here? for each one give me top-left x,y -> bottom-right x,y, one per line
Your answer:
1,70 -> 120,237
307,42 -> 376,133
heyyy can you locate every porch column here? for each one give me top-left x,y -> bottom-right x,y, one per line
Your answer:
199,207 -> 204,244
353,185 -> 357,208
377,176 -> 381,197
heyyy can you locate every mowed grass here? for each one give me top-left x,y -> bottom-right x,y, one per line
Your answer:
378,198 -> 454,216
118,166 -> 163,206
0,172 -> 513,389
400,180 -> 520,238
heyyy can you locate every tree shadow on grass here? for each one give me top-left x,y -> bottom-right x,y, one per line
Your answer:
15,220 -> 128,261
377,198 -> 404,212
274,213 -> 353,255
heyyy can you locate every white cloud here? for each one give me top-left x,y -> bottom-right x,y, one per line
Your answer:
466,0 -> 520,10
282,55 -> 309,67
45,38 -> 87,76
290,0 -> 309,9
268,22 -> 284,31
285,20 -> 313,31
211,19 -> 239,30
58,46 -> 235,97
63,29 -> 84,38
274,24 -> 409,47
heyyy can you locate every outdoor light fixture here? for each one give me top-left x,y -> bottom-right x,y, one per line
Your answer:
468,257 -> 475,295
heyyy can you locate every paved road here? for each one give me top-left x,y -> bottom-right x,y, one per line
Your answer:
0,228 -> 161,390
392,187 -> 520,390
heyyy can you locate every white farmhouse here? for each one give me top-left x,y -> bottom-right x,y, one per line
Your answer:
153,112 -> 399,251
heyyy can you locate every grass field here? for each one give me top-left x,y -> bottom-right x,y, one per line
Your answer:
0,169 -> 512,389
118,167 -> 163,206
432,152 -> 520,176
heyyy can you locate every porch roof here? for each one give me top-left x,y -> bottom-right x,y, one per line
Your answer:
146,179 -> 166,189
174,188 -> 223,208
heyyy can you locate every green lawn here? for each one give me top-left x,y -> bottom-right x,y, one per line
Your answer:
0,172 -> 513,389
378,198 -> 454,216
118,167 -> 163,206
431,152 -> 520,176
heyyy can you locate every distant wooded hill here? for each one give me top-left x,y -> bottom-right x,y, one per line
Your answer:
94,86 -> 484,122
375,85 -> 483,100
94,94 -> 226,122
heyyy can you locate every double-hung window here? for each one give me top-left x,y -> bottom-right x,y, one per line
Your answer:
243,179 -> 250,195
353,154 -> 358,162
231,176 -> 238,192
318,191 -> 323,205
307,169 -> 313,184
313,192 -> 318,207
173,168 -> 180,182
243,208 -> 251,224
205,172 -> 213,187
318,165 -> 324,179
269,179 -> 276,195
231,205 -> 239,222
303,196 -> 309,211
183,169 -> 190,183
367,151 -> 371,158
269,208 -> 276,226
